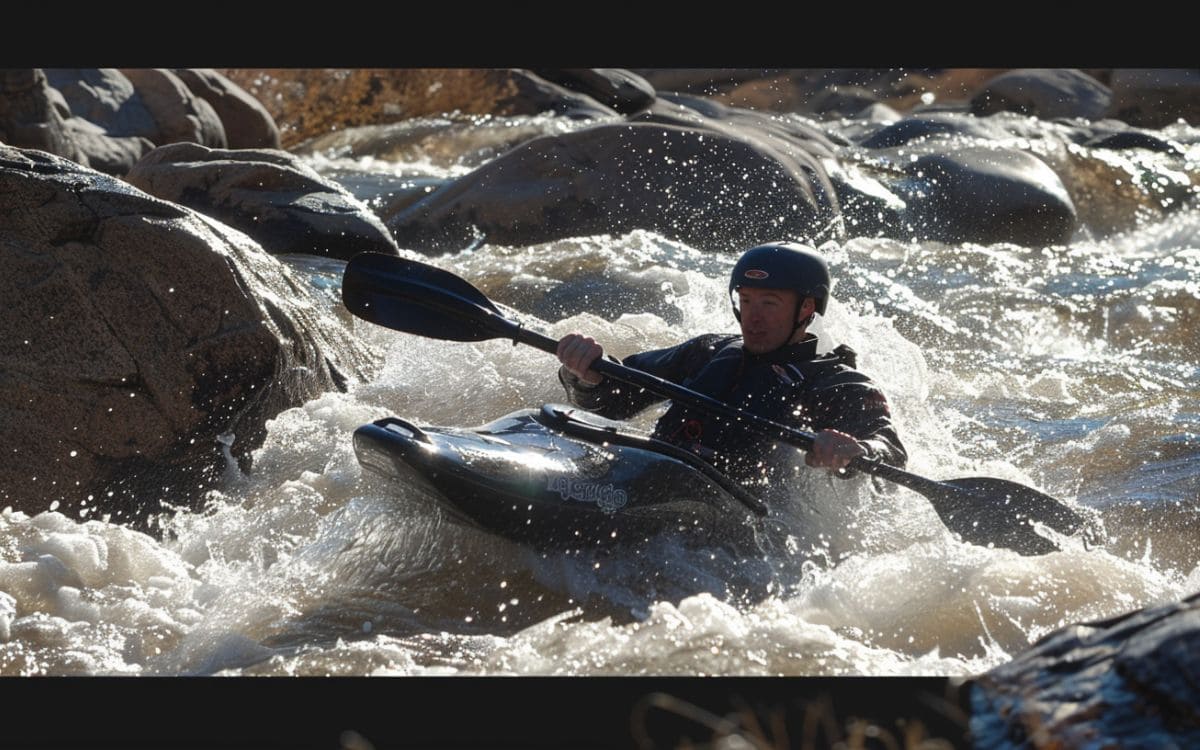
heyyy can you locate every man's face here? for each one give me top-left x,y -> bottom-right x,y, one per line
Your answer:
737,287 -> 803,354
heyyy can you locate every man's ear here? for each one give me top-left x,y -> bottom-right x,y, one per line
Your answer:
796,296 -> 817,322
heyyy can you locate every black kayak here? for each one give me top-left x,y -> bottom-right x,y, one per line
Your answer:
353,404 -> 769,552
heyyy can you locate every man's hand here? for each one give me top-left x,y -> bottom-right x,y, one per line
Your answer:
556,333 -> 604,385
805,429 -> 867,471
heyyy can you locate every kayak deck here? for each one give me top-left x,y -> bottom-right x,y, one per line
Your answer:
354,404 -> 765,552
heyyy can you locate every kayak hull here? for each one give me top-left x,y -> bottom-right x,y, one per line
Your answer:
353,405 -> 763,552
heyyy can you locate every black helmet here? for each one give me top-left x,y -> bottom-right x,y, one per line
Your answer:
728,242 -> 832,319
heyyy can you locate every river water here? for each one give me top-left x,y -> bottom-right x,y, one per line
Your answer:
1,109 -> 1198,678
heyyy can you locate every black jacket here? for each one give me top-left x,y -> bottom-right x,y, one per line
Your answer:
558,333 -> 907,484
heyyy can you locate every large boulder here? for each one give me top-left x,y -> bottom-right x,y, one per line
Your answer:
37,68 -> 166,174
0,145 -> 375,528
899,147 -> 1077,246
42,69 -> 158,141
970,589 -> 1200,748
970,68 -> 1112,121
0,69 -> 89,165
118,68 -> 227,148
125,142 -> 399,260
386,122 -> 838,255
170,68 -> 280,149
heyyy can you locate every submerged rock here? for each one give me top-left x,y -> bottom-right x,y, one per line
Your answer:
125,142 -> 399,260
970,589 -> 1200,748
0,145 -> 375,528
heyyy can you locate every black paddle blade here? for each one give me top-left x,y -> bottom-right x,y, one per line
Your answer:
929,477 -> 1100,556
341,252 -> 506,342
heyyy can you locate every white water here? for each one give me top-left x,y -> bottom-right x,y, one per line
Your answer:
3,227 -> 1195,676
3,107 -> 1198,676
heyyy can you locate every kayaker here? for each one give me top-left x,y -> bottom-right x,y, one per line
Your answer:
555,241 -> 906,484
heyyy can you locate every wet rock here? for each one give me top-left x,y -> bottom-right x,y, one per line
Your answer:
0,69 -> 89,166
125,142 -> 399,260
970,590 -> 1200,748
118,68 -> 227,148
170,68 -> 280,149
807,85 -> 884,119
1106,69 -> 1200,128
1085,128 -> 1186,155
495,69 -> 619,119
386,98 -> 840,255
858,112 -> 1007,149
528,69 -> 656,115
899,147 -> 1077,246
0,145 -> 375,528
971,69 -> 1111,121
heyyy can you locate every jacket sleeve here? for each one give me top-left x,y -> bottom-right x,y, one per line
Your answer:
801,371 -> 907,470
558,334 -> 731,421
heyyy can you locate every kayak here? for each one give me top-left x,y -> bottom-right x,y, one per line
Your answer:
353,404 -> 768,552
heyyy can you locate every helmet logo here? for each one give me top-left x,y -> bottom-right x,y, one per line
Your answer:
744,269 -> 769,279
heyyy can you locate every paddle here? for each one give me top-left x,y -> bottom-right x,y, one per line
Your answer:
342,252 -> 1099,556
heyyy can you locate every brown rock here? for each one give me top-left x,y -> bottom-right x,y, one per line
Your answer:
216,69 -> 624,149
171,68 -> 280,149
119,68 -> 227,148
0,145 -> 376,528
217,69 -> 519,148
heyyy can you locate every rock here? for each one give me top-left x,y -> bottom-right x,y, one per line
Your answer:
386,101 -> 840,255
858,112 -> 1007,149
60,116 -> 154,175
899,147 -> 1077,247
495,69 -> 618,119
39,69 -> 164,174
970,590 -> 1200,748
170,68 -> 280,149
125,142 -> 399,260
1106,69 -> 1200,128
217,69 -> 617,149
118,68 -> 227,148
528,69 -> 656,115
43,69 -> 158,140
0,145 -> 375,528
807,85 -> 884,119
1085,129 -> 1186,155
0,69 -> 89,166
856,102 -> 902,123
971,69 -> 1111,121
